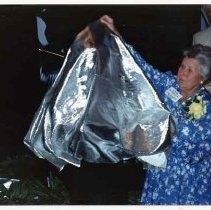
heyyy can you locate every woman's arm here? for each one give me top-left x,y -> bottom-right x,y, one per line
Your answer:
99,15 -> 171,95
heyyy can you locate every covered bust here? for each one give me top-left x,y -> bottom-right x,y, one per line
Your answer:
24,21 -> 170,170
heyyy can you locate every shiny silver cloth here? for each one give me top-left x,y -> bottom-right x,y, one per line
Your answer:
24,22 -> 170,170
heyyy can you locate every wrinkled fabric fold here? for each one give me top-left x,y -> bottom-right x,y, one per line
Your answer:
24,22 -> 170,170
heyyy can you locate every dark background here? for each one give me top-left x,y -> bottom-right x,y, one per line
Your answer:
0,5 -> 200,204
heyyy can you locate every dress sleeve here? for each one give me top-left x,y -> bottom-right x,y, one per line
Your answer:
126,44 -> 171,94
173,114 -> 211,164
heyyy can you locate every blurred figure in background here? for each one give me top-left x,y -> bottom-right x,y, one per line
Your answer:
36,8 -> 66,89
193,5 -> 211,93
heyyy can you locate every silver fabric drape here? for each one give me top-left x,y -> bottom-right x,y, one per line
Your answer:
24,22 -> 170,170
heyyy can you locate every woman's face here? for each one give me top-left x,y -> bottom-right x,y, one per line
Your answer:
177,57 -> 203,93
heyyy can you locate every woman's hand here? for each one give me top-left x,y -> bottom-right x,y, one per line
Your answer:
99,15 -> 120,36
75,15 -> 120,48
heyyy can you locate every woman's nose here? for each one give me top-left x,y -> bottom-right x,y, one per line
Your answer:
180,67 -> 188,76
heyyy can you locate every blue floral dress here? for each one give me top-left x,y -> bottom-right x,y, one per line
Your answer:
130,46 -> 211,205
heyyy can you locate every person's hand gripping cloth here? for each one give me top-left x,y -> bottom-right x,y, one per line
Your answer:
24,21 -> 170,171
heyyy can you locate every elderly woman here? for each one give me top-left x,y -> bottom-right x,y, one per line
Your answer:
100,15 -> 211,205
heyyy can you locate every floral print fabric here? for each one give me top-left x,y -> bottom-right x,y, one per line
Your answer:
129,45 -> 211,204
